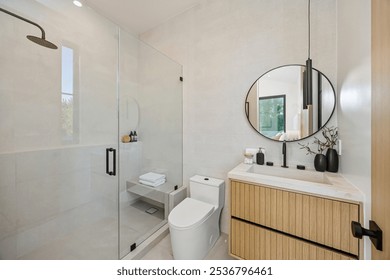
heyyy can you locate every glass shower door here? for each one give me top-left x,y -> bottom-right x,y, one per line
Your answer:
118,31 -> 183,258
0,0 -> 183,260
0,0 -> 119,259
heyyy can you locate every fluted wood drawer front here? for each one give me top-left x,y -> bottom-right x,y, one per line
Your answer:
230,219 -> 356,260
230,180 -> 359,256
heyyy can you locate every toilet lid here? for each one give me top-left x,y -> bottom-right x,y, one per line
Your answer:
168,198 -> 214,229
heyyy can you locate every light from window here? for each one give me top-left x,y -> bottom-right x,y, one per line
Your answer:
61,46 -> 75,142
62,46 -> 74,94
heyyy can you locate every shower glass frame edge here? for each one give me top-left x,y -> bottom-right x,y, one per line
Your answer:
116,26 -> 121,260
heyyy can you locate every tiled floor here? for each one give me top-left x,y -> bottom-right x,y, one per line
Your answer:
141,232 -> 236,260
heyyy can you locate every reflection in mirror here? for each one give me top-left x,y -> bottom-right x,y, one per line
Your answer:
259,95 -> 286,138
245,65 -> 335,142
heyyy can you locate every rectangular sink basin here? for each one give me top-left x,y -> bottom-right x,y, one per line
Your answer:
248,164 -> 332,185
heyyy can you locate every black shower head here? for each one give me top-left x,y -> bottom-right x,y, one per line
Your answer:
27,35 -> 58,49
1,7 -> 58,50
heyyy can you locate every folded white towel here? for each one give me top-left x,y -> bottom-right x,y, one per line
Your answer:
139,172 -> 166,183
139,178 -> 166,188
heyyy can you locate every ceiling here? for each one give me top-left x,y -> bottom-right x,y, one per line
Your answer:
84,0 -> 202,35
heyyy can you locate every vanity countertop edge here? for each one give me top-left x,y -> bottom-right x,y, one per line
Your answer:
228,163 -> 364,204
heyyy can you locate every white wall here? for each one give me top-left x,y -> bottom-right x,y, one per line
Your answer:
0,0 -> 118,151
337,0 -> 371,259
140,0 -> 338,234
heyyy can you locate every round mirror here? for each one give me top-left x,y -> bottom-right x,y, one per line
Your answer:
245,65 -> 336,142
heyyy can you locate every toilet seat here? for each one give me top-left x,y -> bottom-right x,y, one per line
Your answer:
168,198 -> 214,230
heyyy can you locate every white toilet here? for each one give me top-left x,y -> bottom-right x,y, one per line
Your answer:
168,175 -> 225,259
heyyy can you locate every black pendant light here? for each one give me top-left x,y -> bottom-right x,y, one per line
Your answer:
305,0 -> 313,106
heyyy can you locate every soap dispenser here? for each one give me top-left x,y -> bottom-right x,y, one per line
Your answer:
256,148 -> 264,165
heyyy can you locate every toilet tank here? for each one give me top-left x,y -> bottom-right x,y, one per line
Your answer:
189,175 -> 225,208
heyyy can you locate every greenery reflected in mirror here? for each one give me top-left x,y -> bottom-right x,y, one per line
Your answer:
259,95 -> 286,138
245,65 -> 336,142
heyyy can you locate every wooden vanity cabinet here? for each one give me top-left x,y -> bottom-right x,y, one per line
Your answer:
229,180 -> 361,260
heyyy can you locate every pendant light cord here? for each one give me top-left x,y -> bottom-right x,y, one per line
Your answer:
308,0 -> 311,59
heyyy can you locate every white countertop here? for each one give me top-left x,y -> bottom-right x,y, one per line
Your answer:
228,163 -> 364,203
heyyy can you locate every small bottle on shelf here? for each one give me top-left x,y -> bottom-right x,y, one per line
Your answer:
129,131 -> 134,142
133,131 -> 138,142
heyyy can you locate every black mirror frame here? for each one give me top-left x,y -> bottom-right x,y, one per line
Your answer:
244,64 -> 336,142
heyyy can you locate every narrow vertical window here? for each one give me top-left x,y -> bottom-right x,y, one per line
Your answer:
61,45 -> 78,143
62,46 -> 74,95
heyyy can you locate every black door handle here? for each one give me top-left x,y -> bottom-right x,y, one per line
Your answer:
351,220 -> 382,251
106,148 -> 116,176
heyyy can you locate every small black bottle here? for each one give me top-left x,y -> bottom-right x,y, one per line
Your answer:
129,131 -> 134,142
256,148 -> 264,165
133,131 -> 138,142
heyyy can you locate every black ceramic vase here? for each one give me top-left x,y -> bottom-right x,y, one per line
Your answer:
314,154 -> 327,172
326,148 -> 339,172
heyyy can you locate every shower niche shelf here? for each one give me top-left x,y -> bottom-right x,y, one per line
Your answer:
126,180 -> 177,222
126,180 -> 175,204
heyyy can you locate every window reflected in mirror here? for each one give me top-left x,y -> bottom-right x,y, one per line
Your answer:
245,65 -> 335,142
259,95 -> 286,139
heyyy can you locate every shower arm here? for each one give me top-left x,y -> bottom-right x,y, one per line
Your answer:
0,7 -> 46,39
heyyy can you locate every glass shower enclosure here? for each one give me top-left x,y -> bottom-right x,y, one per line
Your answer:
0,0 -> 182,259
118,31 -> 183,258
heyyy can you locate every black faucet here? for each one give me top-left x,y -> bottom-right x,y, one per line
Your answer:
282,141 -> 288,168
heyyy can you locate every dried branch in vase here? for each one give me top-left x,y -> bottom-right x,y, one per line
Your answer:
322,126 -> 338,148
298,126 -> 338,155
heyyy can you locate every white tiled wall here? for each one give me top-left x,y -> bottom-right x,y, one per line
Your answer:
0,0 -> 118,152
140,0 -> 338,234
